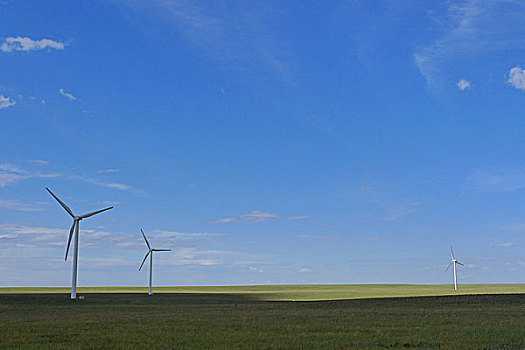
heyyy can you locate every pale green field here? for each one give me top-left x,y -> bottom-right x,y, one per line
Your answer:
1,284 -> 523,301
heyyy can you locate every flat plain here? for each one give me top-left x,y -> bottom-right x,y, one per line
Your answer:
0,284 -> 524,349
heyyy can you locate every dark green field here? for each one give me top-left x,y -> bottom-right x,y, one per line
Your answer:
1,291 -> 524,349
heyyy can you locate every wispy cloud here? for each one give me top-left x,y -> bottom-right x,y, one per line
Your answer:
210,217 -> 235,224
287,215 -> 313,220
414,0 -> 525,88
71,175 -> 135,193
152,230 -> 225,240
385,201 -> 421,221
241,210 -> 279,223
469,168 -> 525,192
1,37 -> 66,53
58,88 -> 77,100
122,1 -> 291,79
0,199 -> 43,212
0,163 -> 59,187
294,234 -> 338,241
0,95 -> 16,109
507,66 -> 525,90
97,169 -> 119,174
457,79 -> 471,91
30,160 -> 49,165
487,242 -> 522,248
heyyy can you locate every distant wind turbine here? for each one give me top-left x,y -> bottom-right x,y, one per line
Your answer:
445,245 -> 464,290
46,188 -> 113,299
139,229 -> 171,295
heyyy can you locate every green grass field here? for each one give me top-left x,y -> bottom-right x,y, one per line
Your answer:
1,283 -> 524,300
1,285 -> 524,349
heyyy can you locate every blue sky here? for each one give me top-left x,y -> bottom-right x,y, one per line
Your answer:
1,0 -> 524,287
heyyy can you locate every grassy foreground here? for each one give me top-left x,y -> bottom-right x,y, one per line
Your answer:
0,292 -> 523,349
1,283 -> 524,301
0,285 -> 524,349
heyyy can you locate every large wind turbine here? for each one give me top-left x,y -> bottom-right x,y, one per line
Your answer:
445,245 -> 464,290
46,188 -> 113,299
139,229 -> 171,295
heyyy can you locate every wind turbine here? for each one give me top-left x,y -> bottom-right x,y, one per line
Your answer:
445,245 -> 464,290
139,229 -> 171,295
46,188 -> 113,299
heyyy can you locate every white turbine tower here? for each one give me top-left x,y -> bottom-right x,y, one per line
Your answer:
139,229 -> 171,295
445,245 -> 464,290
46,188 -> 113,299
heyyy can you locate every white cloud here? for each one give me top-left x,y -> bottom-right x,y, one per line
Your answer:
249,266 -> 264,273
487,242 -> 522,248
58,88 -> 77,100
30,160 -> 49,165
0,199 -> 43,212
241,210 -> 278,222
210,217 -> 235,224
287,215 -> 313,220
1,37 -> 65,53
385,201 -> 421,221
0,95 -> 15,109
97,169 -> 119,174
71,175 -> 135,193
102,183 -> 130,190
299,267 -> 313,273
469,168 -> 525,192
457,79 -> 471,91
152,230 -> 225,240
414,1 -> 525,88
294,234 -> 338,241
507,66 -> 525,90
122,1 -> 292,79
0,163 -> 59,187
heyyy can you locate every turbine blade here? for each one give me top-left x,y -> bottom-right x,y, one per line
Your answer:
456,261 -> 464,266
153,249 -> 171,252
141,229 -> 151,250
80,206 -> 113,219
46,188 -> 75,218
445,261 -> 453,271
139,251 -> 151,271
450,245 -> 455,260
65,221 -> 77,261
